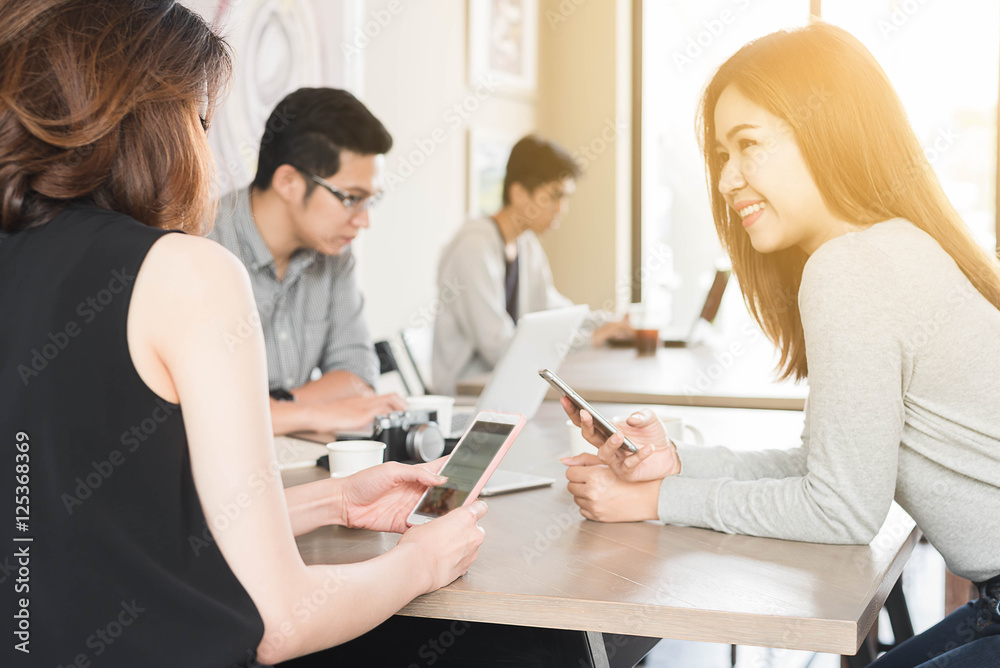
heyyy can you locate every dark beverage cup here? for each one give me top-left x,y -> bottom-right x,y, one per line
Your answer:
635,328 -> 659,357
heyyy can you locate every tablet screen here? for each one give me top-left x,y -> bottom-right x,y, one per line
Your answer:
414,420 -> 514,518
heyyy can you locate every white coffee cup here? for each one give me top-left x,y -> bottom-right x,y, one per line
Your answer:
566,419 -> 599,457
658,415 -> 704,444
406,395 -> 455,434
326,440 -> 386,477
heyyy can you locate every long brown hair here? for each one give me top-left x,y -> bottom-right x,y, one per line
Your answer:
0,0 -> 231,234
698,22 -> 1000,380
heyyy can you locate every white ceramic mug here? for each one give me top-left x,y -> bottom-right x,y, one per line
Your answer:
326,440 -> 386,476
658,415 -> 704,444
566,419 -> 599,457
406,395 -> 455,434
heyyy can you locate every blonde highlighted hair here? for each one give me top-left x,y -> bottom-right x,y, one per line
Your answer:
698,22 -> 1000,380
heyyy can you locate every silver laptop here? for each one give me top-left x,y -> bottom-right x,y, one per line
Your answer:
450,305 -> 588,435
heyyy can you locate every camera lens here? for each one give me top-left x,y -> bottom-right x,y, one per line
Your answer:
405,422 -> 445,462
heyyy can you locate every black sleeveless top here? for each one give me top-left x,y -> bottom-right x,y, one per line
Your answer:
0,206 -> 266,667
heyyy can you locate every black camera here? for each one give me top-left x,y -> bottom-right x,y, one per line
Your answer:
372,411 -> 445,464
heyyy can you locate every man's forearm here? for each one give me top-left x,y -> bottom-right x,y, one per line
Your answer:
269,371 -> 372,436
293,370 -> 373,403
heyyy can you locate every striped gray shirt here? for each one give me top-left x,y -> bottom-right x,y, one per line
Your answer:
207,188 -> 378,391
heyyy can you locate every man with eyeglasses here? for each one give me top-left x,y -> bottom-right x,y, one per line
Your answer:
209,87 -> 406,435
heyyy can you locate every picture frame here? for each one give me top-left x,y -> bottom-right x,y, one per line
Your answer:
467,127 -> 518,217
468,0 -> 539,96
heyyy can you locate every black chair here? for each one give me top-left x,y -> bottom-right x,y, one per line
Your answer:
373,339 -> 416,396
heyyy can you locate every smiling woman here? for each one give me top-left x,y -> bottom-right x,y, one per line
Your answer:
698,22 -> 1000,382
560,21 -> 1000,668
713,85 -> 864,257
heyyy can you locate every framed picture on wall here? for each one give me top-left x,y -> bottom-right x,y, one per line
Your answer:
467,127 -> 517,217
468,0 -> 538,96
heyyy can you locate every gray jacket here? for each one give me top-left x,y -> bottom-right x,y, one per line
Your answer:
431,217 -> 573,394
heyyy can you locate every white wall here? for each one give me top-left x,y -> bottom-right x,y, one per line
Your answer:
355,0 -> 536,340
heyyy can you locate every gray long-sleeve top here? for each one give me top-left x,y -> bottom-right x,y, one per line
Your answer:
431,217 -> 574,395
657,219 -> 1000,583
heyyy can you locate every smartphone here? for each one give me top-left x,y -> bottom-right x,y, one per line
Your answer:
538,369 -> 639,453
407,411 -> 526,525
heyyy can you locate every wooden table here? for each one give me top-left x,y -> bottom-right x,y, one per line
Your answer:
456,342 -> 809,411
282,402 -> 917,664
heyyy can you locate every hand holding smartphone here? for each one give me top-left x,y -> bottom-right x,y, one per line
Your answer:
538,369 -> 639,454
407,411 -> 525,525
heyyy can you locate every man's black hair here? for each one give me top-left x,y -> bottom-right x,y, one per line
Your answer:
252,87 -> 393,193
502,135 -> 581,206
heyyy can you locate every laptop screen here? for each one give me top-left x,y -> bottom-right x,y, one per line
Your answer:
697,269 -> 731,324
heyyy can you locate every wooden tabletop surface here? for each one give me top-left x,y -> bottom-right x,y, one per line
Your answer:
456,341 -> 809,411
282,402 -> 916,654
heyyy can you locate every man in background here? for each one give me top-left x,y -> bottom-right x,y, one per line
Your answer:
432,134 -> 631,395
209,87 -> 405,435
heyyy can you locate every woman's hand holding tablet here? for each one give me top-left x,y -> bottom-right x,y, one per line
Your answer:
406,411 -> 526,525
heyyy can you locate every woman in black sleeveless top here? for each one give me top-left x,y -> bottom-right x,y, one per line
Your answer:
0,2 -> 486,666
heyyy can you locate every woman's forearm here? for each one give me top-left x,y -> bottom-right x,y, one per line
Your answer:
255,544 -> 430,664
284,478 -> 345,536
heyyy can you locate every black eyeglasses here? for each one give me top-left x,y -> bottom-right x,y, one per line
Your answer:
302,172 -> 383,212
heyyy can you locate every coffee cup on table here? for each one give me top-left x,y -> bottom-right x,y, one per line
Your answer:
657,415 -> 704,445
566,419 -> 599,457
627,303 -> 663,357
326,440 -> 386,477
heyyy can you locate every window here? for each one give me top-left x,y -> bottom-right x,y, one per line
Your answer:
822,1 -> 999,251
636,0 -> 999,332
